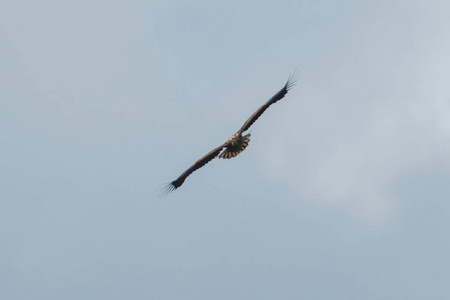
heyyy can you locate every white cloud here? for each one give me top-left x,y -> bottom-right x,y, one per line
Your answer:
284,86 -> 450,228
258,6 -> 450,227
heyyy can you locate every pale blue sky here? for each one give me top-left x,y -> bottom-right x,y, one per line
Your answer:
2,0 -> 450,299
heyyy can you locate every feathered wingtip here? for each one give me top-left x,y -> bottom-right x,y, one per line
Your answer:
156,177 -> 185,199
157,182 -> 176,199
285,69 -> 300,91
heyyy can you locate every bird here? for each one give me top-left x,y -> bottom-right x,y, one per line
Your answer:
160,72 -> 298,197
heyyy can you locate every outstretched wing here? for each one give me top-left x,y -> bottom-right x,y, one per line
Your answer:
160,143 -> 226,197
238,72 -> 298,134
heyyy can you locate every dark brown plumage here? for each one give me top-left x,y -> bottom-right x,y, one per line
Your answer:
160,72 -> 298,197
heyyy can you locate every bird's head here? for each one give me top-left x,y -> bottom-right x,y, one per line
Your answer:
227,133 -> 239,146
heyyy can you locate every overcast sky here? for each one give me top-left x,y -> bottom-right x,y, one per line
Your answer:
2,0 -> 450,299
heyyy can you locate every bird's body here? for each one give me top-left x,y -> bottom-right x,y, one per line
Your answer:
161,72 -> 298,196
219,133 -> 251,159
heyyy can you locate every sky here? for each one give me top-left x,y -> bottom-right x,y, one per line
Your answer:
1,0 -> 450,299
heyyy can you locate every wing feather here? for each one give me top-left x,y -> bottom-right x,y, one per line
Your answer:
238,72 -> 298,134
160,143 -> 226,197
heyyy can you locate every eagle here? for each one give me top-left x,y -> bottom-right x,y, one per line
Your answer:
161,72 -> 298,196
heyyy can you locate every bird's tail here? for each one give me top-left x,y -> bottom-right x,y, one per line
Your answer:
219,134 -> 251,159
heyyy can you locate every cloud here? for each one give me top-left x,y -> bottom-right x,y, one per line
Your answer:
285,82 -> 449,228
258,5 -> 450,227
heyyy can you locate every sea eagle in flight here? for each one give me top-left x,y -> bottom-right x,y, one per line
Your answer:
161,72 -> 298,196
